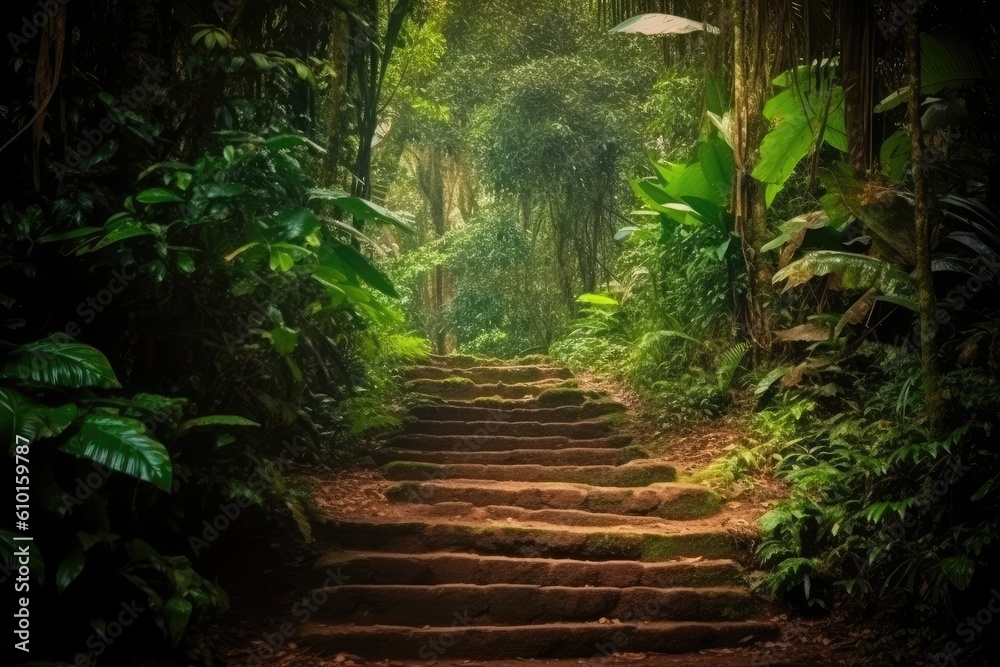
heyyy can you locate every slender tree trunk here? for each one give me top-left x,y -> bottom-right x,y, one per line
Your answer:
840,0 -> 875,174
416,145 -> 451,354
906,18 -> 944,434
729,0 -> 774,350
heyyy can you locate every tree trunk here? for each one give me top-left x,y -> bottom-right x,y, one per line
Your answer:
906,18 -> 944,434
840,0 -> 875,174
729,0 -> 775,350
416,145 -> 451,354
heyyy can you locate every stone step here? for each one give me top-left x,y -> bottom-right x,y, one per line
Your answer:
406,365 -> 574,383
382,460 -> 676,486
387,433 -> 633,452
408,403 -> 625,423
402,419 -> 615,438
400,503 -> 721,529
444,390 -> 609,409
314,551 -> 745,588
385,480 -> 721,520
318,518 -> 737,561
367,501 -> 707,529
427,354 -> 555,369
306,584 -> 755,626
406,378 -> 567,400
298,621 -> 780,659
426,353 -> 503,368
375,446 -> 647,467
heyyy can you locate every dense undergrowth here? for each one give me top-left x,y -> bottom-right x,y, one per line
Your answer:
542,6 -> 1000,665
1,3 -> 424,665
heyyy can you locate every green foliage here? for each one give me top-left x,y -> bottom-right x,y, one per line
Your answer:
61,414 -> 174,491
773,251 -> 918,308
752,64 -> 847,207
644,67 -> 705,163
339,332 -> 430,449
0,5 -> 413,662
0,336 -> 257,661
3,337 -> 122,389
875,31 -> 984,112
394,209 -> 569,356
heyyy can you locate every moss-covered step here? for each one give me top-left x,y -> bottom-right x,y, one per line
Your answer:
317,518 -> 737,561
313,551 -> 745,588
382,460 -> 675,486
298,621 -> 780,659
448,391 -> 619,410
401,419 -> 615,438
427,354 -> 558,368
405,365 -> 574,383
387,433 -> 632,452
407,402 -> 625,423
405,377 -> 569,400
305,584 -> 755,626
384,480 -> 720,520
374,446 -> 648,467
427,353 -> 503,368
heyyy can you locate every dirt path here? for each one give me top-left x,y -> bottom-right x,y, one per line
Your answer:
215,356 -> 857,666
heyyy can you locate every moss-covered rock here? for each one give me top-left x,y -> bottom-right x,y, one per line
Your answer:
402,392 -> 447,407
381,461 -> 441,481
535,387 -> 601,407
578,397 -> 626,418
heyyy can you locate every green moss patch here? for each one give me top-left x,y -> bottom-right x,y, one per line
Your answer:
536,387 -> 600,407
578,398 -> 626,418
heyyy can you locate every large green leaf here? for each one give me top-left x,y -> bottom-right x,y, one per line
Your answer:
329,196 -> 415,234
876,32 -> 984,112
38,227 -> 104,243
697,140 -> 734,203
879,129 -> 911,183
333,244 -> 399,298
0,389 -> 77,445
265,208 -> 322,243
89,218 -> 157,252
175,415 -> 259,435
61,414 -> 173,491
265,133 -> 325,153
1,389 -> 49,444
163,596 -> 193,645
753,72 -> 846,207
940,555 -> 975,591
3,337 -> 121,388
634,140 -> 734,234
576,293 -> 619,308
773,251 -> 917,308
136,188 -> 184,204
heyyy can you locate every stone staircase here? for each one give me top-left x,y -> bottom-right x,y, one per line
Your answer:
300,355 -> 778,660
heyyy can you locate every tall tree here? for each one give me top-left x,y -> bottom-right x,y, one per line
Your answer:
729,0 -> 779,349
839,0 -> 876,174
345,0 -> 413,208
905,14 -> 944,434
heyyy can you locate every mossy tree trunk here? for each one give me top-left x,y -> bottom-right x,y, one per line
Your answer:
729,0 -> 776,351
905,16 -> 944,435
